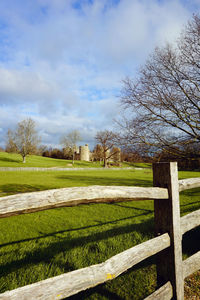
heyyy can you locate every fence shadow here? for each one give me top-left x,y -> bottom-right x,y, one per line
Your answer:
0,184 -> 45,195
0,157 -> 20,163
0,215 -> 154,279
113,203 -> 153,212
182,227 -> 200,257
67,284 -> 125,300
56,174 -> 152,187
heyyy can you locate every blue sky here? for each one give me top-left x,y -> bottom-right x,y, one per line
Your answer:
0,0 -> 199,150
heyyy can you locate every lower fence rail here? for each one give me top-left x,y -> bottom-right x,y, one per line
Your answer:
0,233 -> 170,300
183,251 -> 200,279
144,282 -> 173,300
180,209 -> 200,235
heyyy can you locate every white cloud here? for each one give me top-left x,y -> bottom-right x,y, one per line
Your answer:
0,0 -> 199,148
0,67 -> 57,99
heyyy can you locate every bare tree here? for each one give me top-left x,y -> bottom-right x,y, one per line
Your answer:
7,118 -> 40,163
93,144 -> 103,163
61,130 -> 82,165
62,146 -> 73,159
111,147 -> 121,165
5,129 -> 18,153
119,15 -> 200,160
95,130 -> 118,167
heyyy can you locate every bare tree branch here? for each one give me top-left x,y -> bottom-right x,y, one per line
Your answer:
118,15 -> 200,162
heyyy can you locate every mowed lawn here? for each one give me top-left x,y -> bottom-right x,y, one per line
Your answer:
0,152 -> 102,168
0,151 -> 151,169
0,161 -> 199,298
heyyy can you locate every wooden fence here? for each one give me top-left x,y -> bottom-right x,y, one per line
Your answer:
0,162 -> 199,299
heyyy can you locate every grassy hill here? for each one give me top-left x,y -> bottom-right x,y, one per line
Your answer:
0,152 -> 98,168
0,151 -> 151,168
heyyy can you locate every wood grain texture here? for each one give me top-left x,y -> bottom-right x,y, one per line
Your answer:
179,178 -> 200,192
181,209 -> 200,235
0,185 -> 168,218
0,233 -> 170,300
153,162 -> 184,300
144,281 -> 173,300
183,251 -> 200,279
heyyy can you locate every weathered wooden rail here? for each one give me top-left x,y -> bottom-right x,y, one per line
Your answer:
0,162 -> 199,300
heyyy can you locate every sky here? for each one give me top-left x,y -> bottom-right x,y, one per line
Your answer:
0,0 -> 199,150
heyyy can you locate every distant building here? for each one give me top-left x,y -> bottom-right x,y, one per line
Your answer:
75,144 -> 91,161
74,144 -> 121,164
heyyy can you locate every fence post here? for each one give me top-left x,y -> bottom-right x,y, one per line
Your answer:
153,162 -> 184,300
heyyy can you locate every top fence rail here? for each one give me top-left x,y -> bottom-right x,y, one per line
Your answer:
0,185 -> 168,218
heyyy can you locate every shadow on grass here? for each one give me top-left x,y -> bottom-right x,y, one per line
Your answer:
0,215 -> 154,278
182,227 -> 200,257
56,174 -> 152,187
1,212 -> 198,298
0,157 -> 21,163
0,209 -> 153,249
180,188 -> 200,197
181,200 -> 200,208
113,203 -> 153,212
0,184 -> 46,194
67,284 -> 125,300
180,199 -> 200,215
0,174 -> 152,195
0,172 -> 152,196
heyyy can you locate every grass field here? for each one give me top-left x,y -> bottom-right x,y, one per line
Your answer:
0,152 -> 102,168
0,153 -> 199,299
0,152 -> 151,169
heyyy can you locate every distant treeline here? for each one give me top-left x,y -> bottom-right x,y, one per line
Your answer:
1,145 -> 199,171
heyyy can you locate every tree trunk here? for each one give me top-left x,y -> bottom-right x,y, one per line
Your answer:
104,152 -> 108,168
22,155 -> 26,163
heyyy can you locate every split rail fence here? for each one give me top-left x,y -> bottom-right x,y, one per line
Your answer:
0,162 -> 199,299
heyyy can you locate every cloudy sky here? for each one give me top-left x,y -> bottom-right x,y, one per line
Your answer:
0,0 -> 199,149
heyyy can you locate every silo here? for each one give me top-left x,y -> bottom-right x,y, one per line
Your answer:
80,144 -> 90,161
115,147 -> 121,162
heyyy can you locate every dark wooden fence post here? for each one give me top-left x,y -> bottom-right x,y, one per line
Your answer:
153,162 -> 184,300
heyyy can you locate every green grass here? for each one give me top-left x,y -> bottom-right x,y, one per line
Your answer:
0,167 -> 199,299
0,151 -> 151,169
0,168 -> 152,197
0,152 -> 101,168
